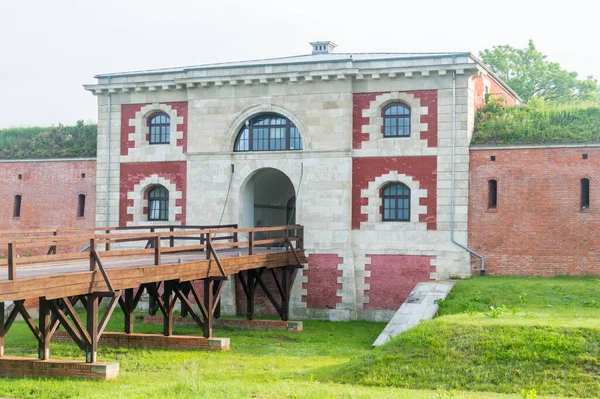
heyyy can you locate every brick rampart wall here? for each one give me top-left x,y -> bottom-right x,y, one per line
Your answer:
469,147 -> 600,275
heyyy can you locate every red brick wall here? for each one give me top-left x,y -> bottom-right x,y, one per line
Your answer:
302,254 -> 343,309
469,147 -> 600,275
352,157 -> 437,230
120,102 -> 188,156
0,160 -> 96,232
353,90 -> 438,149
119,162 -> 187,226
364,255 -> 434,310
473,76 -> 519,114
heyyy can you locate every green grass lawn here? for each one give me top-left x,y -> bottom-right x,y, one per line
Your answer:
0,313 -> 526,399
329,276 -> 600,398
0,276 -> 597,398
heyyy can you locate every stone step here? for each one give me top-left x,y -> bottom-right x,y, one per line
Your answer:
372,280 -> 456,347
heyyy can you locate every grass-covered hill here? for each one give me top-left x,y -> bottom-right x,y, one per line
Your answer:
328,276 -> 600,397
472,98 -> 600,146
0,121 -> 97,160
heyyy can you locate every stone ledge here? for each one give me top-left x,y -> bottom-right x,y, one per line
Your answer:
142,316 -> 303,332
0,356 -> 119,380
53,331 -> 230,351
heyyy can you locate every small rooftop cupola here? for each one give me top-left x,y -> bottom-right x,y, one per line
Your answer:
310,41 -> 336,55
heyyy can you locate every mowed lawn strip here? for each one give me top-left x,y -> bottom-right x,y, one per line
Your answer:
328,276 -> 600,397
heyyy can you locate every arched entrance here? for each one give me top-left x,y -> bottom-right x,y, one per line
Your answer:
242,168 -> 296,238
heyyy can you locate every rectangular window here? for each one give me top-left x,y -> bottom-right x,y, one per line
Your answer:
488,180 -> 497,209
13,195 -> 21,217
581,178 -> 590,210
77,194 -> 86,217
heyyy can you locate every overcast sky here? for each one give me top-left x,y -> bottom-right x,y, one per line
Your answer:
0,0 -> 597,128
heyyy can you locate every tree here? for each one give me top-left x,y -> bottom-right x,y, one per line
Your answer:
479,40 -> 599,103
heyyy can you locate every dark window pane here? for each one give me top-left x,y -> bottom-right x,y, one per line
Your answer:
149,113 -> 170,144
382,183 -> 410,221
234,113 -> 302,152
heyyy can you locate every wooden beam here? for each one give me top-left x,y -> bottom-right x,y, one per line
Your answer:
47,300 -> 86,352
98,292 -> 120,339
38,298 -> 51,360
86,294 -> 99,363
163,280 -> 175,337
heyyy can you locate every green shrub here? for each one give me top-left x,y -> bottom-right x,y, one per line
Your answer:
0,121 -> 97,159
472,98 -> 600,146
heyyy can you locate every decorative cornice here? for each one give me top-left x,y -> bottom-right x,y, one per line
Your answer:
83,63 -> 480,95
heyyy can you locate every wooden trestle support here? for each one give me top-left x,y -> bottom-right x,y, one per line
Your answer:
0,224 -> 305,379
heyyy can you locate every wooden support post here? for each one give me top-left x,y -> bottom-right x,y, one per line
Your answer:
247,270 -> 256,320
154,236 -> 161,265
86,294 -> 99,363
38,297 -> 51,360
180,282 -> 190,318
169,226 -> 175,248
163,281 -> 174,337
7,243 -> 16,281
282,266 -> 290,321
89,239 -> 96,271
249,231 -> 254,255
148,283 -> 158,316
213,281 -> 221,319
0,302 -> 4,357
298,227 -> 304,249
124,288 -> 134,334
203,279 -> 214,338
206,233 -> 212,260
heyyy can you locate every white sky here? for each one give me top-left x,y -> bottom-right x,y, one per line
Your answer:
0,0 -> 597,128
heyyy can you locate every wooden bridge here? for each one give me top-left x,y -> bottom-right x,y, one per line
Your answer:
0,224 -> 306,379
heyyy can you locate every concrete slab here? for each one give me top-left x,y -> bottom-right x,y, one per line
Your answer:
372,280 -> 456,347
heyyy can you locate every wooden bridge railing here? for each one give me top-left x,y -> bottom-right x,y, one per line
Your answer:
0,224 -> 304,281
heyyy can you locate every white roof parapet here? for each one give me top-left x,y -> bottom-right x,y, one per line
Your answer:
83,51 -> 491,95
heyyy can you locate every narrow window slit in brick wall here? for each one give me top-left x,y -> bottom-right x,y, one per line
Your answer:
17,174 -> 22,180
583,154 -> 588,160
488,180 -> 497,209
13,195 -> 21,217
77,194 -> 86,217
490,155 -> 496,161
581,178 -> 590,210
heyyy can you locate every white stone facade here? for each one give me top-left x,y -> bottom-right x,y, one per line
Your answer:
87,49 -> 519,321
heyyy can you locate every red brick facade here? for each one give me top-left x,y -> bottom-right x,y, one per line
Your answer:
120,102 -> 188,156
0,160 -> 96,232
352,90 -> 438,149
352,156 -> 437,230
469,147 -> 600,275
119,162 -> 187,226
364,255 -> 435,310
302,254 -> 343,309
473,76 -> 519,114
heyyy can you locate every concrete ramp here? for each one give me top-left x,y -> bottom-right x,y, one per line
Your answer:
372,281 -> 456,347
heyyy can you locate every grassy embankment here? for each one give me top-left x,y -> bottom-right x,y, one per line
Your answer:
329,276 -> 600,398
0,277 -> 597,398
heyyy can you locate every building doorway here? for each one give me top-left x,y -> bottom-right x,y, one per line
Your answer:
242,168 -> 296,240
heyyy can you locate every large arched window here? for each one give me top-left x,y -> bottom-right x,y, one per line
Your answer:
382,183 -> 410,221
234,113 -> 302,152
383,103 -> 411,137
148,185 -> 169,221
148,113 -> 170,144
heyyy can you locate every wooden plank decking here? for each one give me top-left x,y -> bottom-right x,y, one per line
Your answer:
0,224 -> 306,302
